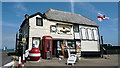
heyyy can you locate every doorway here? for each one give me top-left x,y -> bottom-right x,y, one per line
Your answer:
52,40 -> 57,57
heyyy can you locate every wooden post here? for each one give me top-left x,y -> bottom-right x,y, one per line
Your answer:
101,36 -> 104,58
101,36 -> 104,45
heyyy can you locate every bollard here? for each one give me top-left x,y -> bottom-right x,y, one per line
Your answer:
22,54 -> 25,67
18,56 -> 21,68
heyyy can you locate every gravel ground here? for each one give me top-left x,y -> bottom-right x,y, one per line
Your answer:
24,54 -> 119,66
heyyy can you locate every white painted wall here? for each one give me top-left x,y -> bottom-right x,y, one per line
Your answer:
79,25 -> 100,52
21,14 -> 100,51
29,15 -> 74,39
28,15 -> 74,50
81,41 -> 100,51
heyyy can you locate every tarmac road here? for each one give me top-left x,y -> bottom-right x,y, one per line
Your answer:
1,52 -> 13,66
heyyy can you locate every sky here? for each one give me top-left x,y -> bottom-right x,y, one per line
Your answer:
2,2 -> 118,49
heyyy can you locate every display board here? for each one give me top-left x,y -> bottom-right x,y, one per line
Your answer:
32,37 -> 40,48
57,24 -> 72,34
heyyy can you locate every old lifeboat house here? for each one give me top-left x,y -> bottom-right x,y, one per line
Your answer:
16,9 -> 101,59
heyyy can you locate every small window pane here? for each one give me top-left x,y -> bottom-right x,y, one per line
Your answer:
73,25 -> 79,32
87,29 -> 93,40
93,30 -> 98,40
67,41 -> 75,49
81,28 -> 87,39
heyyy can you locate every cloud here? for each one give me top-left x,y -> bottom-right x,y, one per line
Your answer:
1,21 -> 20,28
2,33 -> 16,49
70,0 -> 74,13
2,21 -> 19,49
2,23 -> 18,27
77,2 -> 103,14
14,3 -> 28,18
106,18 -> 118,32
2,25 -> 17,49
0,20 -> 1,49
110,18 -> 118,23
2,22 -> 20,48
16,12 -> 25,18
0,20 -> 2,26
14,3 -> 28,12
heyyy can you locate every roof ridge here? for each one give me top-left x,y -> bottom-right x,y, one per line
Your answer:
48,8 -> 80,15
45,9 -> 94,22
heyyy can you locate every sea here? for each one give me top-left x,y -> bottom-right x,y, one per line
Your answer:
0,49 -> 15,52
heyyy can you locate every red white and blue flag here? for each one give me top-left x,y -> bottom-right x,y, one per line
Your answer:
97,13 -> 110,21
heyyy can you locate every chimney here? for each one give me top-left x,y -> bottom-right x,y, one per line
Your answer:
24,14 -> 29,19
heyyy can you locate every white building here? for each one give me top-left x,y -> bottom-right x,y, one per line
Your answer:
18,9 -> 101,57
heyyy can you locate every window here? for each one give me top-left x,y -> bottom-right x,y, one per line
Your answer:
67,41 -> 75,49
73,25 -> 79,32
93,29 -> 98,40
81,28 -> 87,40
47,40 -> 50,51
87,29 -> 93,40
36,17 -> 43,26
74,32 -> 80,39
57,41 -> 61,50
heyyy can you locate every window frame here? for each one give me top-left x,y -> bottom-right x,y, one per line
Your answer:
73,25 -> 79,32
36,17 -> 43,26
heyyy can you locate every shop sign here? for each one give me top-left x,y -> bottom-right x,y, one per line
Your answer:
22,38 -> 26,43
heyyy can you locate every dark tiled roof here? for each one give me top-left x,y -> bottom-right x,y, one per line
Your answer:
44,9 -> 98,26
